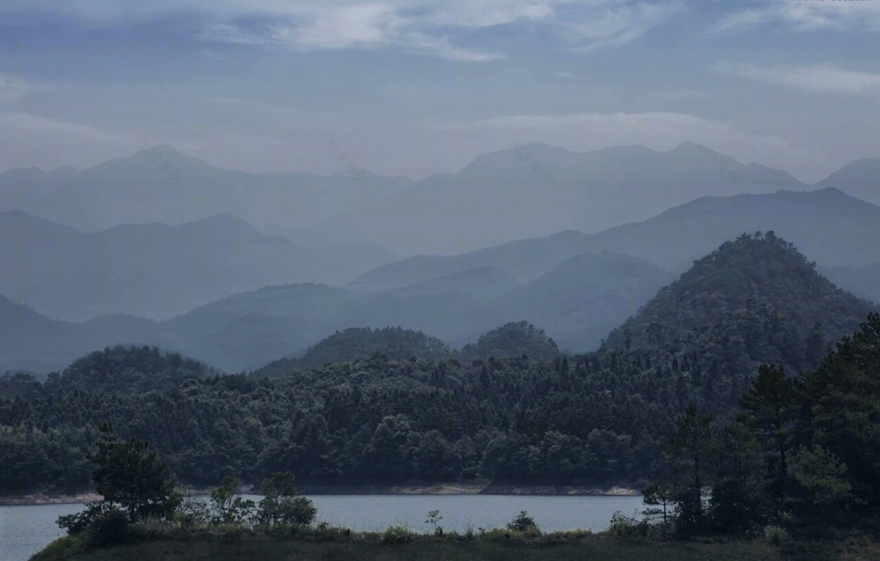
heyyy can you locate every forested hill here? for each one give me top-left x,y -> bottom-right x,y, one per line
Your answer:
255,323 -> 558,377
254,327 -> 456,376
46,346 -> 215,395
2,237 -> 878,496
460,322 -> 561,363
604,232 -> 875,374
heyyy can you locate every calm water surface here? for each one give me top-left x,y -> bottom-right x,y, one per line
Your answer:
0,494 -> 644,561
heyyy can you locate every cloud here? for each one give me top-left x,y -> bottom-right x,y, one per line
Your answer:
0,73 -> 35,103
199,48 -> 232,62
555,71 -> 587,81
2,1 -> 680,61
712,0 -> 880,33
714,62 -> 880,94
563,0 -> 683,52
0,111 -> 141,170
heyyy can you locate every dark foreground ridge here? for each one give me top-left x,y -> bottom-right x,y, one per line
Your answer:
33,532 -> 787,561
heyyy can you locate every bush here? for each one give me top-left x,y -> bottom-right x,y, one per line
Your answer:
507,511 -> 538,533
608,511 -> 661,542
381,525 -> 415,544
259,495 -> 316,527
257,472 -> 317,528
58,502 -> 107,536
764,525 -> 787,546
313,521 -> 351,542
86,508 -> 129,548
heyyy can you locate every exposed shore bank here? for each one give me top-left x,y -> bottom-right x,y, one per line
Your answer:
2,484 -> 639,505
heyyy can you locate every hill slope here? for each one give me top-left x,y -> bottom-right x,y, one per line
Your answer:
255,327 -> 456,376
0,211 -> 395,321
352,188 -> 880,292
815,157 -> 880,205
604,232 -> 876,375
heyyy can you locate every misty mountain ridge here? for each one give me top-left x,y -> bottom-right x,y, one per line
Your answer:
0,210 -> 396,321
354,187 -> 880,296
2,142 -> 875,255
815,157 -> 880,205
0,144 -> 412,237
0,248 -> 672,372
320,140 -> 814,253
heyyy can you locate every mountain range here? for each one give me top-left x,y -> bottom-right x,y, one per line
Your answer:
0,248 -> 672,373
353,187 -> 880,294
1,143 -> 879,373
2,143 -> 878,255
0,210 -> 395,321
0,145 -> 412,238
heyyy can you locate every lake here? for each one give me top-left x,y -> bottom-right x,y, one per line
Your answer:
0,494 -> 644,561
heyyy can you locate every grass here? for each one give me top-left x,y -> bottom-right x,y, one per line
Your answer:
31,530 -> 784,561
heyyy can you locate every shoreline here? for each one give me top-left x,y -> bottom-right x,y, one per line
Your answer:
1,485 -> 639,506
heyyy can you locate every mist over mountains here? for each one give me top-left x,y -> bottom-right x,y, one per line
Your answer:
2,142 -> 878,256
0,144 -> 412,239
1,142 -> 878,374
324,141 -> 811,254
0,210 -> 395,321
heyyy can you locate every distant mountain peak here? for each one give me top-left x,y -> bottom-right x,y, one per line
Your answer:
671,140 -> 702,150
84,144 -> 219,178
133,144 -> 184,158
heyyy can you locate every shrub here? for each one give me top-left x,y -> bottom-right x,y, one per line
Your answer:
425,509 -> 443,537
86,508 -> 129,548
609,511 -> 656,542
507,511 -> 538,533
58,502 -> 108,535
764,525 -> 787,546
257,472 -> 317,528
382,525 -> 415,544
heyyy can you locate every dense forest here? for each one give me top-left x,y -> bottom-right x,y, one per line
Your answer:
1,234 -> 876,500
254,322 -> 560,377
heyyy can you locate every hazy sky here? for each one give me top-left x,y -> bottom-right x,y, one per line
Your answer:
0,0 -> 877,182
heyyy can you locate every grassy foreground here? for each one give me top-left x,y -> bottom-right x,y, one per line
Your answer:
32,531 -> 785,561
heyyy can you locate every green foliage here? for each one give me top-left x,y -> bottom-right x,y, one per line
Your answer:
48,346 -> 212,395
789,445 -> 851,518
381,525 -> 415,544
664,402 -> 713,537
649,314 -> 880,538
461,322 -> 561,363
257,471 -> 316,527
84,508 -> 129,548
425,509 -> 443,536
58,502 -> 115,536
89,423 -> 181,521
507,511 -> 538,533
641,481 -> 675,525
605,232 -> 873,378
210,476 -> 255,525
301,327 -> 454,368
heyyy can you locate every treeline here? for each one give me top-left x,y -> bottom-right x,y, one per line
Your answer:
639,314 -> 880,538
0,313 -> 853,495
254,322 -> 561,377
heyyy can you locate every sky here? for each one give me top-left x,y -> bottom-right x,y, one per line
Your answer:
0,0 -> 878,182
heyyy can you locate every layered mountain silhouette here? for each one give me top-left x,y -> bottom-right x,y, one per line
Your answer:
0,249 -> 671,372
0,144 -> 412,237
2,143 -> 875,255
320,141 -> 809,253
815,157 -> 880,205
0,211 -> 395,321
352,188 -> 880,292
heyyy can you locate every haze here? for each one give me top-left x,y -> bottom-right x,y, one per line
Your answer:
1,0 -> 879,182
